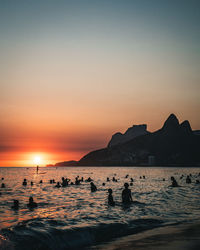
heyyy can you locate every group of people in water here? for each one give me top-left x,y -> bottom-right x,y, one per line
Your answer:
170,173 -> 200,187
0,172 -> 200,209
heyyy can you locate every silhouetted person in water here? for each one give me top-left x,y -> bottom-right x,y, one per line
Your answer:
22,179 -> 27,186
31,181 -> 33,186
108,189 -> 115,206
27,197 -> 37,209
75,177 -> 80,185
143,176 -> 145,179
130,178 -> 133,182
171,176 -> 179,187
86,177 -> 92,182
61,177 -> 69,187
39,180 -> 43,184
102,183 -> 105,186
55,182 -> 61,188
186,175 -> 191,184
1,183 -> 5,188
90,182 -> 97,192
130,182 -> 133,186
12,200 -> 19,210
122,183 -> 133,204
125,175 -> 129,178
36,165 -> 39,173
107,177 -> 110,182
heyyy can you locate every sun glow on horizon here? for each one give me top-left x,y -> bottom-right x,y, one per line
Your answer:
33,156 -> 42,165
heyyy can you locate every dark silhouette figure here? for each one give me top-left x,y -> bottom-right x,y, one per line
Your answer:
171,176 -> 179,187
61,177 -> 69,187
55,182 -> 61,188
36,165 -> 39,173
31,181 -> 34,186
107,177 -> 110,182
143,176 -> 145,179
125,175 -> 129,178
27,197 -> 37,209
108,189 -> 115,206
102,183 -> 105,186
75,177 -> 81,185
130,178 -> 134,182
22,179 -> 27,186
186,175 -> 191,184
12,200 -> 19,210
1,183 -> 5,188
163,178 -> 165,181
122,183 -> 133,204
130,182 -> 133,186
90,182 -> 97,192
39,180 -> 43,184
86,177 -> 92,182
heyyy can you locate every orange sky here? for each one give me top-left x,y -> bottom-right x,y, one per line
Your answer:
0,1 -> 200,166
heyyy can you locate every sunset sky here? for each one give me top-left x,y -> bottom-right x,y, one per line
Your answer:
1,0 -> 200,166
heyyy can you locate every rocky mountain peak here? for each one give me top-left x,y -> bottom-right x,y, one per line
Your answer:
162,113 -> 180,131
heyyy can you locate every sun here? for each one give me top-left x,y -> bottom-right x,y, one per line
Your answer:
33,156 -> 41,165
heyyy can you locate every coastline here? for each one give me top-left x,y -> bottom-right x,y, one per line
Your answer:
91,221 -> 200,250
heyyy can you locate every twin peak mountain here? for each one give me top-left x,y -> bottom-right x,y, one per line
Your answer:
54,114 -> 200,167
78,114 -> 200,166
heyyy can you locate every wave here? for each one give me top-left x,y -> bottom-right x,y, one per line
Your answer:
0,218 -> 164,250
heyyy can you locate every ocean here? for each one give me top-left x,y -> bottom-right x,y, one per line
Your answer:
0,166 -> 200,249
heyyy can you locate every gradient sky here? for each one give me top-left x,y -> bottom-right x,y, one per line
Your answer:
0,0 -> 200,166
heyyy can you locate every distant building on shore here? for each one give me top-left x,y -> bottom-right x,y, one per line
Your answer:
148,155 -> 155,166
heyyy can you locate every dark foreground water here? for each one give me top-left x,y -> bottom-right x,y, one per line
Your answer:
0,167 -> 200,249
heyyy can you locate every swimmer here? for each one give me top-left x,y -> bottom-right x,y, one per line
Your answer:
27,197 -> 37,209
55,182 -> 61,188
22,179 -> 27,186
171,176 -> 179,187
122,183 -> 133,204
108,189 -> 115,206
1,183 -> 5,188
90,182 -> 97,192
186,175 -> 191,184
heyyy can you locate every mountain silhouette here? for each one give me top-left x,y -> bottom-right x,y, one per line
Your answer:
108,124 -> 149,147
78,114 -> 200,166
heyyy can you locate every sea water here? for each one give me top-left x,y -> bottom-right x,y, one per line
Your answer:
0,166 -> 200,249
